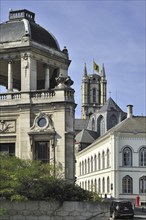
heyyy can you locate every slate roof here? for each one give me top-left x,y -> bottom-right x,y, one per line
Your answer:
98,97 -> 124,113
75,129 -> 98,144
111,116 -> 146,134
0,9 -> 60,50
97,116 -> 146,140
77,116 -> 146,154
75,119 -> 89,132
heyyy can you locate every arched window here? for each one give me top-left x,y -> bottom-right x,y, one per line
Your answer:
93,88 -> 96,103
88,158 -> 90,173
91,179 -> 93,191
82,161 -> 84,175
102,151 -> 105,169
98,178 -> 101,193
107,149 -> 110,167
94,154 -> 97,171
139,176 -> 146,194
102,177 -> 105,193
85,181 -> 87,190
122,175 -> 133,194
98,153 -> 101,170
94,179 -> 97,192
100,117 -> 105,136
123,147 -> 132,166
82,181 -> 84,189
92,118 -> 95,131
91,156 -> 93,172
88,180 -> 90,191
85,159 -> 87,174
97,115 -> 105,136
109,114 -> 117,128
139,147 -> 146,167
107,176 -> 110,193
79,162 -> 81,176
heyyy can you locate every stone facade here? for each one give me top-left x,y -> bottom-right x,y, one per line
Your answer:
0,9 -> 76,182
0,200 -> 110,220
81,63 -> 107,119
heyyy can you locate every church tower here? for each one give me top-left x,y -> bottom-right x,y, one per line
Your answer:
0,9 -> 76,182
81,63 -> 107,119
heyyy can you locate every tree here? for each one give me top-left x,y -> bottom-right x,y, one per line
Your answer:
0,154 -> 101,202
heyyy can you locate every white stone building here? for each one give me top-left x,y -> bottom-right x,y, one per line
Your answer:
76,107 -> 146,205
0,9 -> 76,182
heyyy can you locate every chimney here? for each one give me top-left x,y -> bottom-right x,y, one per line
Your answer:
127,105 -> 133,118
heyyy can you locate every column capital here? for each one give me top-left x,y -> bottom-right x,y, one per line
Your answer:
43,63 -> 50,68
23,53 -> 28,60
8,59 -> 13,64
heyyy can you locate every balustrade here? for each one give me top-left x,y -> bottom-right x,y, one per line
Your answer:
0,88 -> 74,104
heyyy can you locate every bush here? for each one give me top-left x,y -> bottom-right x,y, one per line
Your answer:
0,154 -> 101,202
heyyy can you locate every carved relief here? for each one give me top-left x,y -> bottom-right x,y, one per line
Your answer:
0,120 -> 15,133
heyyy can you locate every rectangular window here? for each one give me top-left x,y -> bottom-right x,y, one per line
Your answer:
0,143 -> 15,156
35,142 -> 50,163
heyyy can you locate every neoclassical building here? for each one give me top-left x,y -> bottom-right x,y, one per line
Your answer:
76,106 -> 146,205
75,62 -> 146,205
0,9 -> 76,181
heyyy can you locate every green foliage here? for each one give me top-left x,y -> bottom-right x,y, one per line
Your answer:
0,208 -> 6,216
0,154 -> 100,202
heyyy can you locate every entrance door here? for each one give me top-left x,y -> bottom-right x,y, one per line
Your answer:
35,142 -> 50,163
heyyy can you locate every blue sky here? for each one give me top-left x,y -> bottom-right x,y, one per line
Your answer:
0,0 -> 145,117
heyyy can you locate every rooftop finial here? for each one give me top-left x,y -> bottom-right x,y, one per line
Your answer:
101,63 -> 106,77
62,46 -> 68,54
83,63 -> 88,77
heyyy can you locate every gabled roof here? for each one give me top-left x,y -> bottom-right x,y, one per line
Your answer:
97,116 -> 146,140
77,116 -> 146,155
75,129 -> 98,144
99,97 -> 124,113
75,119 -> 89,131
111,116 -> 146,133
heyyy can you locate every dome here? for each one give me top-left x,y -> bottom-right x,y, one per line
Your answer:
0,9 -> 60,50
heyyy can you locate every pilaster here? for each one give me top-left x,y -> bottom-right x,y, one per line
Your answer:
44,64 -> 50,90
8,60 -> 13,92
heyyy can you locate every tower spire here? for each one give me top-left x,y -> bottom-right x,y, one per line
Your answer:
101,63 -> 106,77
100,63 -> 107,105
83,63 -> 88,78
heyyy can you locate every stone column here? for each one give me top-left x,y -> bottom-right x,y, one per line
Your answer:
45,64 -> 50,90
21,54 -> 37,91
8,60 -> 13,92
